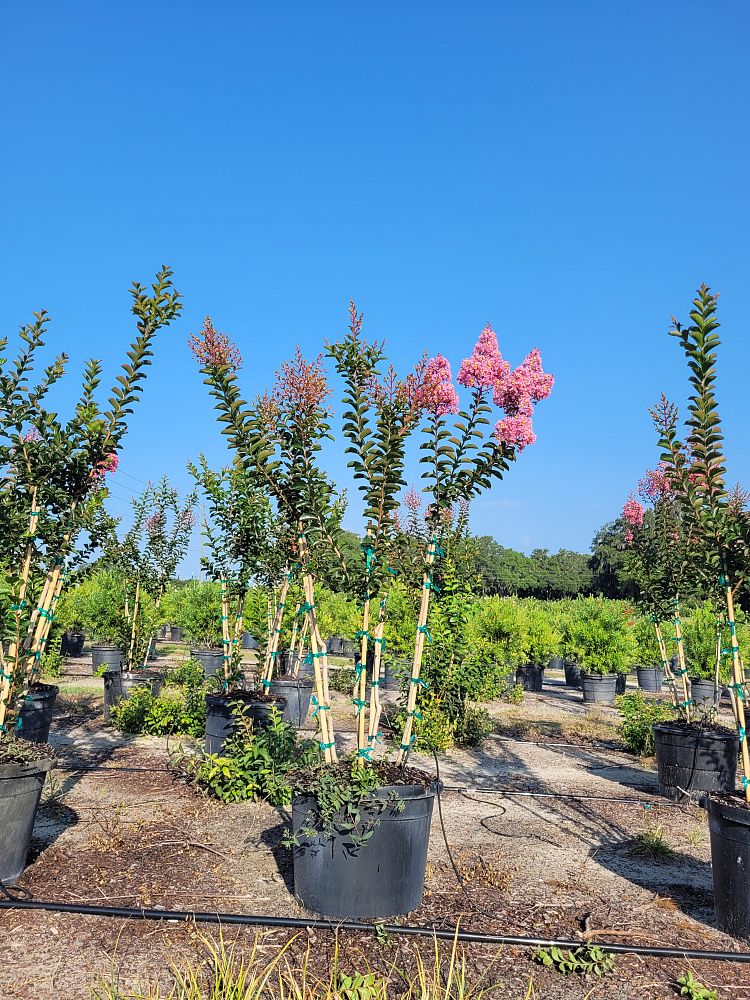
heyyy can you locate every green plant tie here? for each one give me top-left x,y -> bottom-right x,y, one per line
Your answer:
729,681 -> 746,694
353,697 -> 367,715
319,741 -> 335,751
357,746 -> 373,761
355,630 -> 373,641
387,566 -> 398,576
722,647 -> 734,656
261,678 -> 272,688
423,579 -> 441,593
269,650 -> 280,658
368,731 -> 384,745
400,736 -> 416,752
0,668 -> 13,681
311,695 -> 330,718
743,776 -> 750,790
730,621 -> 737,635
674,666 -> 688,677
719,573 -> 727,586
361,541 -> 376,572
354,661 -> 365,679
679,698 -> 694,708
300,601 -> 315,613
374,636 -> 386,648
10,601 -> 26,611
410,677 -> 429,689
431,537 -> 445,558
220,615 -> 228,620
370,679 -> 380,687
408,709 -> 423,721
417,624 -> 432,643
36,608 -> 51,619
740,727 -> 746,743
274,628 -> 283,634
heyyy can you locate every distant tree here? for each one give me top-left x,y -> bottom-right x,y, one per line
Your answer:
589,519 -> 636,598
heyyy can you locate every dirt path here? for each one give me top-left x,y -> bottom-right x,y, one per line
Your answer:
3,666 -> 749,999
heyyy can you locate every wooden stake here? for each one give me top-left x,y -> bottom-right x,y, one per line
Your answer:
671,601 -> 692,724
262,570 -> 291,686
724,569 -> 750,804
367,597 -> 388,750
654,621 -> 678,710
397,536 -> 439,766
354,596 -> 370,762
220,576 -> 231,685
127,580 -> 141,671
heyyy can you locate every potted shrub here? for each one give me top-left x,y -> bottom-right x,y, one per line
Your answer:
562,598 -> 635,705
517,602 -> 560,692
196,312 -> 553,916
0,267 -> 180,881
655,287 -> 750,934
64,569 -> 129,672
173,580 -> 224,674
682,600 -> 727,710
629,614 -> 664,692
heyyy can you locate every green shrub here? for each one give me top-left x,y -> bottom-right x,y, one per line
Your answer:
329,666 -> 356,693
179,709 -> 315,805
170,580 -> 222,648
394,694 -> 456,752
40,637 -> 65,678
521,602 -> 561,665
617,691 -> 675,756
683,601 -> 723,680
164,658 -> 205,687
453,704 -> 495,747
111,685 -> 206,737
629,615 -> 662,667
562,598 -> 636,675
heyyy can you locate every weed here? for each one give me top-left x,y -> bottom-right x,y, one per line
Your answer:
676,970 -> 718,1000
628,824 -> 676,861
533,944 -> 615,977
618,691 -> 675,756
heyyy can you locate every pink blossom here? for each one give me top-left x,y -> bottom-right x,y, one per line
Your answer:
145,511 -> 165,536
494,414 -> 537,452
21,429 -> 40,443
638,463 -> 671,503
493,348 -> 554,417
188,316 -> 243,371
417,355 -> 459,418
622,494 -> 645,529
457,324 -> 510,390
404,486 -> 422,511
624,528 -> 634,545
94,452 -> 119,477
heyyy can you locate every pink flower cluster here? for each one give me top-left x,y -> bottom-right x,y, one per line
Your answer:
622,494 -> 645,530
404,486 -> 422,512
95,452 -> 119,476
638,463 -> 671,503
145,511 -> 165,537
457,325 -> 509,390
188,317 -> 243,371
493,348 -> 554,453
21,429 -> 40,443
417,354 -> 460,417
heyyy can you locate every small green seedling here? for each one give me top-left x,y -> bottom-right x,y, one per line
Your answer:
533,944 -> 615,977
676,971 -> 718,1000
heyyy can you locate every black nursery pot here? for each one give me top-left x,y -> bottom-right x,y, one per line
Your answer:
615,672 -> 627,695
326,637 -> 344,656
103,670 -> 162,721
60,631 -> 84,657
0,755 -> 55,884
653,722 -> 738,802
581,672 -> 617,705
190,648 -> 224,677
269,677 -> 313,728
291,783 -> 436,919
91,644 -> 125,674
636,666 -> 663,693
242,631 -> 258,651
204,691 -> 288,755
278,650 -> 302,675
691,678 -> 720,711
708,796 -> 750,939
340,639 -> 358,659
516,663 -> 545,693
17,684 -> 59,744
170,626 -> 184,642
564,660 -> 581,688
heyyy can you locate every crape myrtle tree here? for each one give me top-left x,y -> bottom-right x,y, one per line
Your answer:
191,319 -> 347,763
106,475 -> 197,669
621,461 -> 696,718
0,266 -> 181,734
654,285 -> 750,801
397,325 -> 554,763
188,454 -> 286,686
328,302 -> 427,761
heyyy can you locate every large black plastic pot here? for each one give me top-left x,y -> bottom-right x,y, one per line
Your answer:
708,796 -> 750,939
91,644 -> 125,674
615,672 -> 627,695
204,692 -> 288,755
516,663 -> 544,693
637,666 -> 663,692
0,755 -> 55,884
581,672 -> 617,705
549,656 -> 564,672
170,626 -> 184,642
242,631 -> 258,650
60,631 -> 84,657
326,637 -> 343,656
564,660 -> 581,688
17,684 -> 59,744
277,650 -> 301,675
291,783 -> 436,918
190,648 -> 224,677
653,722 -> 738,802
270,677 -> 313,728
341,639 -> 357,659
103,670 -> 162,721
691,678 -> 719,711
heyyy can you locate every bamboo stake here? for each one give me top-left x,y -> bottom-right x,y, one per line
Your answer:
262,570 -> 291,686
723,564 -> 750,804
127,581 -> 141,671
397,536 -> 439,766
293,614 -> 309,677
671,600 -> 692,723
354,597 -> 370,762
653,620 -> 679,710
301,570 -> 337,763
0,491 -> 41,730
713,616 -> 723,707
220,576 -> 231,686
367,597 -> 388,752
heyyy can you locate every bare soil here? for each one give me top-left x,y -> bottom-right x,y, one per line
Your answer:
3,654 -> 750,999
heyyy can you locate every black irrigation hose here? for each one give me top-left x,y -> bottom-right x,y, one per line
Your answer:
0,899 -> 749,962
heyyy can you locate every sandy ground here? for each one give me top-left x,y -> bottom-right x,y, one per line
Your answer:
2,649 -> 750,999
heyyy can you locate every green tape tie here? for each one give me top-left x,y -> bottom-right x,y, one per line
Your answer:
319,741 -> 335,751
408,709 -> 423,721
370,679 -> 380,687
417,624 -> 432,643
311,696 -> 330,718
721,648 -> 734,656
220,615 -> 228,620
261,679 -> 272,688
357,747 -> 373,761
387,567 -> 398,576
353,697 -> 367,715
10,601 -> 26,611
680,698 -> 694,708
743,776 -> 750,790
400,736 -> 416,752
729,682 -> 746,694
740,727 -> 746,743
674,667 -> 688,676
410,677 -> 429,689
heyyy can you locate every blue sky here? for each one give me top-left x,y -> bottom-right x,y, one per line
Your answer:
2,2 -> 749,576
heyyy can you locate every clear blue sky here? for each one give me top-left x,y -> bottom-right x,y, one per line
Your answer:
2,2 -> 749,576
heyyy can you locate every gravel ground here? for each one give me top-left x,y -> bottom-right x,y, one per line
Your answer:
2,654 -> 750,999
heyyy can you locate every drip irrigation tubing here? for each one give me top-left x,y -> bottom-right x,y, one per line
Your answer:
0,899 -> 748,962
